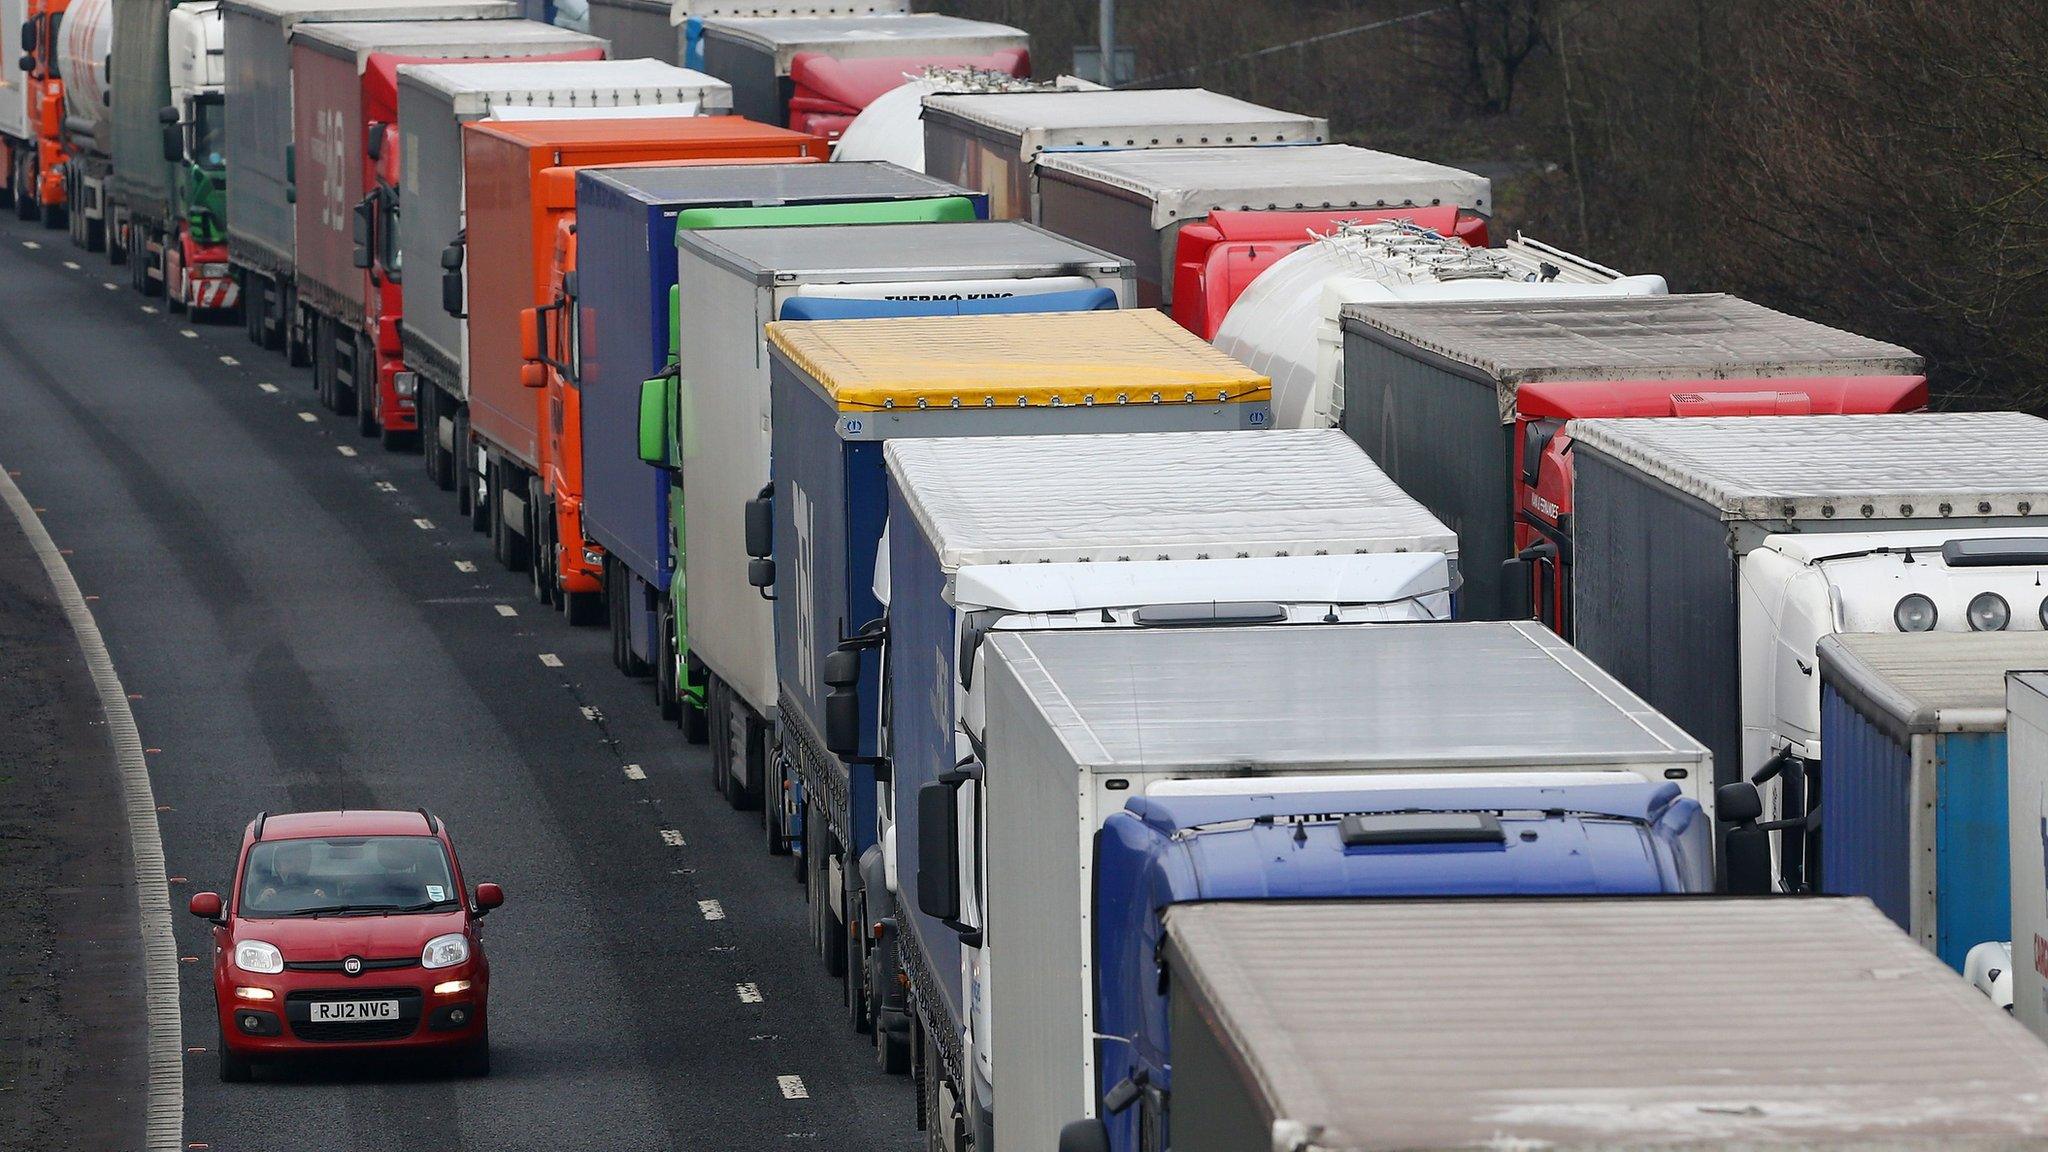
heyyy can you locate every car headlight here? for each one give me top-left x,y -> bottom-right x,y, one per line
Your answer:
1969,592 -> 2011,632
422,933 -> 470,970
233,940 -> 284,974
198,262 -> 231,278
1894,594 -> 1938,632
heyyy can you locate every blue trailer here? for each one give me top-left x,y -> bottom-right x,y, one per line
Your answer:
569,161 -> 982,696
1818,630 -> 2048,969
760,309 -> 1272,1056
1083,780 -> 1712,1152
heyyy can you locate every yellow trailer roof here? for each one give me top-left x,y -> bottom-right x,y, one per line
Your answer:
765,309 -> 1270,411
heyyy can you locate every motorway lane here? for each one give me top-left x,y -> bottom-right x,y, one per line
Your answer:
0,219 -> 916,1151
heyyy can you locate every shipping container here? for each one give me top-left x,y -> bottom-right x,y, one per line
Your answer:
700,13 -> 1024,129
1340,294 -> 1919,620
946,620 -> 1712,1151
574,160 -> 979,652
1158,898 -> 2048,1151
1034,145 -> 1491,308
1569,413 -> 2048,891
920,89 -> 1327,220
458,114 -> 823,573
1818,631 -> 2048,969
2008,671 -> 2048,1040
394,57 -> 730,465
670,218 -> 1132,805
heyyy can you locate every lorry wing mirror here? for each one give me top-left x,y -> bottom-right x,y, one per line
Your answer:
637,374 -> 674,468
1057,1120 -> 1111,1152
744,484 -> 773,559
1502,542 -> 1556,624
823,646 -> 860,688
440,242 -> 463,272
1718,781 -> 1763,824
441,261 -> 464,319
19,20 -> 33,54
823,644 -> 863,754
520,363 -> 546,388
916,779 -> 962,923
162,121 -> 182,164
364,121 -> 383,162
562,270 -> 578,301
351,198 -> 374,269
159,104 -> 179,124
518,306 -> 541,363
1718,781 -> 1773,895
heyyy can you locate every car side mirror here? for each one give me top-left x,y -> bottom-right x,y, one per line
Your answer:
637,375 -> 673,468
518,306 -> 541,363
188,891 -> 224,922
474,882 -> 504,914
917,780 -> 961,922
1058,1119 -> 1111,1152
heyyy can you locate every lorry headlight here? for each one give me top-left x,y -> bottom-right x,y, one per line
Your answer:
1894,594 -> 1938,632
1968,592 -> 2010,632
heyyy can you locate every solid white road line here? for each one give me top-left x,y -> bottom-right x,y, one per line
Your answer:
0,466 -> 181,1151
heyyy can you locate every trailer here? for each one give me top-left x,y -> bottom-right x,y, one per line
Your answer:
1077,778 -> 1713,1152
758,310 -> 1268,1057
1,0 -> 87,223
1338,293 -> 1919,621
457,115 -> 821,579
1032,144 -> 1491,309
667,219 -> 1132,817
289,19 -> 604,440
565,162 -> 979,680
831,68 -> 1095,172
221,0 -> 521,361
699,13 -> 1025,132
1569,412 -> 2048,892
1148,897 -> 2048,1152
1818,631 -> 2048,969
394,58 -> 731,491
919,89 -> 1327,220
56,0 -> 112,247
2009,671 -> 2048,1040
914,618 -> 1712,1151
579,1 -> 908,70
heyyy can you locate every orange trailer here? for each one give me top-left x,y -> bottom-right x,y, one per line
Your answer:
458,115 -> 825,572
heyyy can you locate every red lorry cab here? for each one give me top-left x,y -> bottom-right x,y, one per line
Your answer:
1515,375 -> 1929,634
1170,207 -> 1488,339
786,49 -> 1028,141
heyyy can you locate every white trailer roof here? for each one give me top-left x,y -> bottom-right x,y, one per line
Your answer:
1344,293 -> 1922,384
886,428 -> 1456,569
292,18 -> 603,69
396,57 -> 731,112
1820,630 -> 2048,734
701,13 -> 1025,70
668,0 -> 907,24
1569,412 -> 2048,521
1164,897 -> 2048,1151
919,88 -> 1327,158
1034,144 -> 1492,227
984,621 -> 1706,770
222,0 -> 512,31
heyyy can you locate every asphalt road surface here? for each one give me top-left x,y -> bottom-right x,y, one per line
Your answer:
0,213 -> 917,1151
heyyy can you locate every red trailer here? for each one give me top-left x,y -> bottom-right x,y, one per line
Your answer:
785,49 -> 1026,141
1169,207 -> 1487,340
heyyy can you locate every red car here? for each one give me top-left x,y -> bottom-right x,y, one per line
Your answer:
188,809 -> 503,1081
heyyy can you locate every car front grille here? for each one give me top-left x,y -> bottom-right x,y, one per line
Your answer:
285,987 -> 423,1043
284,956 -> 417,973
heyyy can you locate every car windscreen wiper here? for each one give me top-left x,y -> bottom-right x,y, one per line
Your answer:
279,904 -> 355,917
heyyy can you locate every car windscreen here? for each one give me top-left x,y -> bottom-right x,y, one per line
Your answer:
239,835 -> 457,917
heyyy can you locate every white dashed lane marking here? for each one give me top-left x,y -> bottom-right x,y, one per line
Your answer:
622,763 -> 645,781
375,481 -> 397,493
336,445 -> 357,458
698,899 -> 725,921
660,829 -> 685,848
179,329 -> 197,339
140,305 -> 157,315
412,518 -> 434,530
494,604 -> 518,617
579,705 -> 601,722
62,259 -> 78,269
102,281 -> 117,290
258,383 -> 278,394
21,240 -> 37,249
777,1075 -> 808,1100
454,560 -> 477,573
736,982 -> 762,1004
296,412 -> 317,423
538,653 -> 563,668
219,355 -> 239,366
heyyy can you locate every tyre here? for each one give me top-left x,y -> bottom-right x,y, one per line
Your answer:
763,759 -> 787,856
217,1025 -> 253,1084
655,598 -> 681,721
682,698 -> 709,744
356,340 -> 380,438
847,890 -> 871,1032
726,707 -> 758,811
921,1034 -> 946,1152
706,678 -> 731,796
421,386 -> 448,485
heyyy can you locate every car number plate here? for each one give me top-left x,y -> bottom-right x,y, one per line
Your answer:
311,999 -> 400,1023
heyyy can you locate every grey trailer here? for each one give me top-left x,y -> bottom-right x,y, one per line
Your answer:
920,88 -> 1328,220
107,0 -> 183,254
581,1 -> 909,67
221,0 -> 518,356
699,13 -> 1025,127
1340,294 -> 1923,620
964,620 -> 1712,1152
1034,144 -> 1492,308
1161,897 -> 2048,1151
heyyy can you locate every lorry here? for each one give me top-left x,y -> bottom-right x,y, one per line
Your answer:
1337,293 -> 1925,623
1169,207 -> 1487,341
0,0 -> 80,223
1032,144 -> 1492,309
105,0 -> 237,312
698,13 -> 1025,134
54,0 -> 110,246
1072,778 -> 1714,1152
831,67 -> 1096,172
577,0 -> 907,71
289,19 -> 604,441
1569,412 -> 2048,894
221,0 -> 524,362
1817,630 -> 2048,969
1121,896 -> 2048,1152
558,164 -> 979,651
894,616 -> 1713,1151
750,309 -> 1271,1056
661,219 -> 1133,815
1216,219 -> 1666,434
918,88 -> 1328,220
455,115 -> 825,578
2008,671 -> 2048,1039
394,58 -> 732,492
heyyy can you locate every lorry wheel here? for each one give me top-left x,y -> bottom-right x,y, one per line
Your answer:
529,479 -> 554,606
727,711 -> 759,811
655,600 -> 681,720
762,762 -> 787,856
846,891 -> 871,1032
356,340 -> 379,437
705,678 -> 731,796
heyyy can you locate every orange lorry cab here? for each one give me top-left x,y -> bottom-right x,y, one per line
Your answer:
459,116 -> 825,575
528,155 -> 820,614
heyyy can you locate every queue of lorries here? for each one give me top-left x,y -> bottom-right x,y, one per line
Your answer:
20,0 -> 2048,1146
